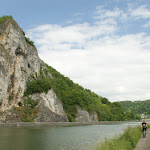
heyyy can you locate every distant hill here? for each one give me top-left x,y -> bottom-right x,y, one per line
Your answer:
119,100 -> 150,119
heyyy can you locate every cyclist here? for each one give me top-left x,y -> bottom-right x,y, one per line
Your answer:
141,120 -> 147,134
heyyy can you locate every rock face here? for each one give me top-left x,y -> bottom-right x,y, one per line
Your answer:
0,18 -> 98,123
0,19 -> 40,112
75,106 -> 98,122
0,19 -> 68,122
30,89 -> 68,122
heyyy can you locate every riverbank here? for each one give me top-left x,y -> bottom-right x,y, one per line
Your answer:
0,121 -> 140,127
95,126 -> 142,150
135,129 -> 150,150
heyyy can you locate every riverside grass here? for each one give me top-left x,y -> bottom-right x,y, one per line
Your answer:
95,126 -> 143,150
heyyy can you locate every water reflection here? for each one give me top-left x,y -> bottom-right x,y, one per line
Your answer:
0,122 -> 141,150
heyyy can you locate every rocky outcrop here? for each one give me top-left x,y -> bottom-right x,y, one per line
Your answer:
30,89 -> 68,122
0,18 -> 98,123
0,19 -> 40,112
75,106 -> 98,122
0,18 -> 68,122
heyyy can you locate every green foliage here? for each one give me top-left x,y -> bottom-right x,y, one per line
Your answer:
119,100 -> 150,119
95,126 -> 142,150
135,114 -> 141,121
67,113 -> 76,122
101,98 -> 111,105
126,111 -> 135,120
24,79 -> 51,96
23,97 -> 38,109
22,29 -> 25,35
42,64 -> 126,121
119,100 -> 150,115
24,63 -> 127,121
15,97 -> 39,122
25,37 -> 35,46
0,15 -> 13,23
21,29 -> 35,46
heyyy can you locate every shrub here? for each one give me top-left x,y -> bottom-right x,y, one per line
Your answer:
25,37 -> 35,46
21,29 -> 35,47
0,15 -> 13,23
23,97 -> 38,109
24,79 -> 51,96
67,113 -> 76,122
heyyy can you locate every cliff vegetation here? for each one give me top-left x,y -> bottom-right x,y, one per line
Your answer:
15,97 -> 39,122
24,63 -> 134,121
0,15 -> 13,23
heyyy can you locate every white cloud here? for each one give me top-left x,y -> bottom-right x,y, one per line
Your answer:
129,5 -> 150,19
27,22 -> 117,52
26,5 -> 150,102
95,6 -> 128,21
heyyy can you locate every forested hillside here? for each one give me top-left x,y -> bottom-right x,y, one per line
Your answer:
119,100 -> 150,119
25,62 -> 134,121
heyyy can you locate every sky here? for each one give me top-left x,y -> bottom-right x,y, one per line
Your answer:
1,0 -> 150,102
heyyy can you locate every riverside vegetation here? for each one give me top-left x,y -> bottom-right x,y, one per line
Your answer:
95,126 -> 143,150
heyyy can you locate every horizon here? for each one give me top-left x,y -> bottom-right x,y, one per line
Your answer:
1,0 -> 150,102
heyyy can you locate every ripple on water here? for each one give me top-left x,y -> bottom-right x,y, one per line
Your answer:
0,122 -> 141,150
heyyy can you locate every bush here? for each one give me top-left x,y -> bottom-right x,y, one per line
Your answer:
24,79 -> 51,96
25,37 -> 35,46
23,97 -> 38,109
67,114 -> 76,122
21,29 -> 35,46
0,15 -> 13,23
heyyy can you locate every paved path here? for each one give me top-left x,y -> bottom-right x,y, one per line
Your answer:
134,130 -> 150,150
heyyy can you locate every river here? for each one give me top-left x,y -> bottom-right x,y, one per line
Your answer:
0,122 -> 141,150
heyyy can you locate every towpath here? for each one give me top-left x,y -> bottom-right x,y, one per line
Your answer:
134,130 -> 150,150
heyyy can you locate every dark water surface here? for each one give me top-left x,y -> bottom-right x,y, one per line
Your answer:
0,122 -> 141,150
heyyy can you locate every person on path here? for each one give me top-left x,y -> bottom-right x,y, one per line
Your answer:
141,120 -> 147,133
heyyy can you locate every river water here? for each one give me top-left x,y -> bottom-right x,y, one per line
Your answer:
0,122 -> 141,150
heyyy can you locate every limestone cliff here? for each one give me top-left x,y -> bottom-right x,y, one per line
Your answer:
0,17 -> 99,123
75,106 -> 98,122
0,18 -> 68,122
0,19 -> 40,109
30,89 -> 68,122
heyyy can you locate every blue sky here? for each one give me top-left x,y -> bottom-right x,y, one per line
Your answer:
1,0 -> 150,101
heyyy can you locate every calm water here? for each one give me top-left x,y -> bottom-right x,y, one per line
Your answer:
0,122 -> 141,150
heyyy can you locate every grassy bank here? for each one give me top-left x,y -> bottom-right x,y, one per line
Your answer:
95,126 -> 142,150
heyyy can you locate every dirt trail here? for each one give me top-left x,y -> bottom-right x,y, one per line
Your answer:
135,130 -> 150,150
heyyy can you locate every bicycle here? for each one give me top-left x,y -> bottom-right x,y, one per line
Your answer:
143,127 -> 147,137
